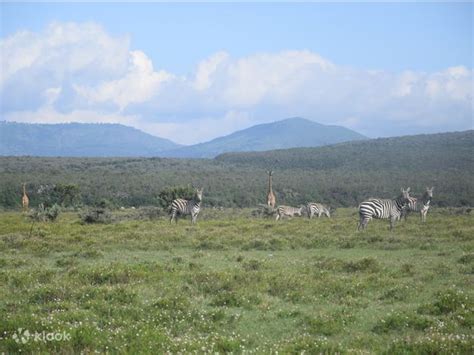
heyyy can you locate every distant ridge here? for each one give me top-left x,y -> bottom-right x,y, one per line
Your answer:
215,130 -> 474,171
0,121 -> 181,157
160,117 -> 367,158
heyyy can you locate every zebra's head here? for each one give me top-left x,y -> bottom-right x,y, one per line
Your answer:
325,207 -> 331,218
297,206 -> 305,216
194,188 -> 203,202
400,187 -> 411,204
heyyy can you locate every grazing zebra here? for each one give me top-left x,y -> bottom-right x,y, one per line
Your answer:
169,188 -> 203,224
275,205 -> 304,221
402,187 -> 434,222
306,202 -> 331,218
358,188 -> 411,231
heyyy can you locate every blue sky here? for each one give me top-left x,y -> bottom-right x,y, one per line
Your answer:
1,2 -> 472,144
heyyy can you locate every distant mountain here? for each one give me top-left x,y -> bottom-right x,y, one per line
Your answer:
161,117 -> 367,158
0,122 -> 181,157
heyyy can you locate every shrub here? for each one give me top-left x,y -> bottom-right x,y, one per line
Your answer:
419,288 -> 472,315
373,311 -> 432,333
28,203 -> 61,222
79,208 -> 112,224
251,204 -> 276,218
136,206 -> 165,220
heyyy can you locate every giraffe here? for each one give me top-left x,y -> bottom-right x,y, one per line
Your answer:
22,183 -> 29,212
267,171 -> 276,208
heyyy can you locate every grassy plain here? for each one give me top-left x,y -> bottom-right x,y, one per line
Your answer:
0,208 -> 473,353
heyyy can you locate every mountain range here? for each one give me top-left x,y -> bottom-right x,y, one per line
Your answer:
0,118 -> 366,157
0,122 -> 181,157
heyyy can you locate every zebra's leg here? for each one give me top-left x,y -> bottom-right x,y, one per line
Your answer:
402,208 -> 407,221
169,210 -> 175,224
360,218 -> 369,231
390,216 -> 397,231
191,213 -> 197,224
275,213 -> 280,221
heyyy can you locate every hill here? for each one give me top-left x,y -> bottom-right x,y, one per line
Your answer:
0,130 -> 472,208
161,117 -> 366,158
0,121 -> 181,157
215,130 -> 474,171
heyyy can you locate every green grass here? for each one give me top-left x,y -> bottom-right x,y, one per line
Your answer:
0,208 -> 473,353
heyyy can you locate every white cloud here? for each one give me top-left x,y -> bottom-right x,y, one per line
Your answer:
193,51 -> 229,91
1,21 -> 473,144
1,22 -> 129,85
74,50 -> 174,110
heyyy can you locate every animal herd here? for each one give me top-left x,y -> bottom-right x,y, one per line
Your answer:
166,184 -> 434,231
19,179 -> 434,230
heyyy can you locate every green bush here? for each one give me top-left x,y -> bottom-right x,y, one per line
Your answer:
79,208 -> 112,224
28,203 -> 61,222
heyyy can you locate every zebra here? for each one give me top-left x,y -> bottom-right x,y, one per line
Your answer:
306,202 -> 331,218
169,188 -> 203,224
275,205 -> 304,221
358,188 -> 411,231
401,187 -> 434,222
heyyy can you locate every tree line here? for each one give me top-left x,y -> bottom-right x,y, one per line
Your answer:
0,130 -> 472,210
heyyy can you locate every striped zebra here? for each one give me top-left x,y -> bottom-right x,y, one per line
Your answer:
169,188 -> 203,224
306,202 -> 331,218
275,205 -> 304,221
358,188 -> 411,231
402,187 -> 433,222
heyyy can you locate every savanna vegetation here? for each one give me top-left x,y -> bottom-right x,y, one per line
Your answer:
0,208 -> 473,353
1,130 -> 472,353
0,131 -> 473,210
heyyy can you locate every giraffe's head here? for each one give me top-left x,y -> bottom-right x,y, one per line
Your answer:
267,170 -> 273,176
195,188 -> 203,202
425,187 -> 434,200
400,187 -> 411,204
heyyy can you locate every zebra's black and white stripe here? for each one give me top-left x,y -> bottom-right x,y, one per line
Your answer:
306,202 -> 331,218
275,205 -> 304,220
358,188 -> 411,231
169,188 -> 203,224
402,187 -> 433,222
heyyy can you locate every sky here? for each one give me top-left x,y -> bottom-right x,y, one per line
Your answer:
1,2 -> 472,144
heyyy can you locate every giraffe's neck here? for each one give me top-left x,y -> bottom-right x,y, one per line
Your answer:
268,175 -> 273,193
421,191 -> 431,205
23,185 -> 26,196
